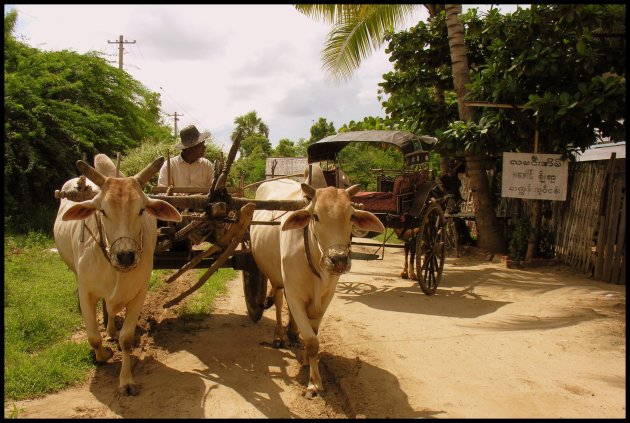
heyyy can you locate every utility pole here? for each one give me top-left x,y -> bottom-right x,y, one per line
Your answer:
107,34 -> 136,70
166,112 -> 183,140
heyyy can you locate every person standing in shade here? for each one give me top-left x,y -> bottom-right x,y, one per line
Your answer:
158,124 -> 215,192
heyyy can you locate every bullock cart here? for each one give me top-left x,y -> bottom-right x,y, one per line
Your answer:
305,130 -> 451,295
54,134 -> 299,324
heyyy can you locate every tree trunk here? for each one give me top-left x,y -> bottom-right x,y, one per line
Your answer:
445,4 -> 506,253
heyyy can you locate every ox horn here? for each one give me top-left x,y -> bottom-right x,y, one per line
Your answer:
76,160 -> 106,188
346,184 -> 361,197
134,156 -> 165,187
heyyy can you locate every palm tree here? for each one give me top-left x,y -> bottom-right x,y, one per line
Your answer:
232,110 -> 269,141
295,3 -> 506,253
444,4 -> 506,252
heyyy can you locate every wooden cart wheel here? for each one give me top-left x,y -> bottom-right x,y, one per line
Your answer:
242,259 -> 268,322
415,202 -> 446,295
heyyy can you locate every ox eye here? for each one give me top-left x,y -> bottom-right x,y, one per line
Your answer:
313,214 -> 319,222
139,208 -> 145,216
100,209 -> 107,217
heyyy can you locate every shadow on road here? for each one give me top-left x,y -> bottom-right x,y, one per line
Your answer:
336,277 -> 511,319
86,306 -> 432,418
320,352 -> 445,418
86,311 -> 348,417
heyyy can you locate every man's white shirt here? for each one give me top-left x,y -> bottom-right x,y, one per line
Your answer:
157,155 -> 214,190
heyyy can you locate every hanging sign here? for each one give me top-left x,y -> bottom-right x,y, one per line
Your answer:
501,152 -> 568,201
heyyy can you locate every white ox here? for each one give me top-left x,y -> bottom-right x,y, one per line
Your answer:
250,178 -> 385,398
53,154 -> 181,395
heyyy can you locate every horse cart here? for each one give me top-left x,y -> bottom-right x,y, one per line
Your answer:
305,130 -> 453,295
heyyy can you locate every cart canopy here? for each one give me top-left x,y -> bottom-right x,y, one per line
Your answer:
307,130 -> 437,164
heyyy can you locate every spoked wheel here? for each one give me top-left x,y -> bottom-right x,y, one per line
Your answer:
444,217 -> 459,258
415,202 -> 446,295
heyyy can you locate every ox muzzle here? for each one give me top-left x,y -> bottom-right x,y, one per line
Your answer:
105,231 -> 143,272
319,244 -> 352,275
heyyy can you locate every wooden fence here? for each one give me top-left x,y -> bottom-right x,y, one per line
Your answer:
459,154 -> 625,284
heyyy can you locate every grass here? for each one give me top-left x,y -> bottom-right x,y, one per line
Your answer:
4,231 -> 236,404
178,268 -> 236,322
4,232 -> 93,401
372,228 -> 404,244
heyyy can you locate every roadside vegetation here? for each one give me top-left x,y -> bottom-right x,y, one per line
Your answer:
4,232 -> 236,402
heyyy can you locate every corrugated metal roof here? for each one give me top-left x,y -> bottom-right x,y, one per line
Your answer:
573,142 -> 626,162
265,157 -> 308,178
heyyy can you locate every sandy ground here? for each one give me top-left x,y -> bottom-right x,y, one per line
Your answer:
4,245 -> 626,418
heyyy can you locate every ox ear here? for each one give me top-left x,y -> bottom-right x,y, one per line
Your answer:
300,183 -> 316,199
62,200 -> 98,221
145,199 -> 182,222
351,210 -> 385,233
281,209 -> 311,231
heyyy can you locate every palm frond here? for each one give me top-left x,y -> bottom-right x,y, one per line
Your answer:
294,4 -> 361,24
321,4 -> 418,81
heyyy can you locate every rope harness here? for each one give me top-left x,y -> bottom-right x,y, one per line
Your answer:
81,213 -> 143,272
303,219 -> 352,278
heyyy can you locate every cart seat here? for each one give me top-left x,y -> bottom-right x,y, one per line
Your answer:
351,173 -> 425,213
351,191 -> 396,212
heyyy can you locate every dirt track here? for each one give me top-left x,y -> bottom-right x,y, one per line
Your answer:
5,245 -> 626,418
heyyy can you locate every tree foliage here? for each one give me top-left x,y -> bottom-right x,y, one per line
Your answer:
272,138 -> 298,157
240,133 -> 272,158
308,117 -> 336,144
465,4 -> 625,156
4,10 -> 171,231
382,5 -> 626,158
335,116 -> 408,191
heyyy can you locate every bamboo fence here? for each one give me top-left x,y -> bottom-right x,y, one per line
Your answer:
458,155 -> 625,284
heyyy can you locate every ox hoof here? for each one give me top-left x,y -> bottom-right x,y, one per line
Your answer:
91,347 -> 114,364
400,272 -> 409,280
287,332 -> 300,345
119,383 -> 140,396
410,274 -> 418,281
303,388 -> 319,400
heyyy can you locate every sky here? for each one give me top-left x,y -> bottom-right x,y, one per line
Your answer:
6,4 -> 515,152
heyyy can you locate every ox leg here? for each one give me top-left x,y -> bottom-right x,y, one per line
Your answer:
272,288 -> 288,348
285,297 -> 323,399
78,289 -> 113,363
286,308 -> 300,344
117,289 -> 147,396
103,299 -> 117,341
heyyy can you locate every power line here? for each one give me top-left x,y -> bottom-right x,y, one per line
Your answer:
158,86 -> 204,130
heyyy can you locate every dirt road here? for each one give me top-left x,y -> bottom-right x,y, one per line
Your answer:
5,245 -> 626,418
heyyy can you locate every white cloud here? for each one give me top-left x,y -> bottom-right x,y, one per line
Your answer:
10,5 -> 530,150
